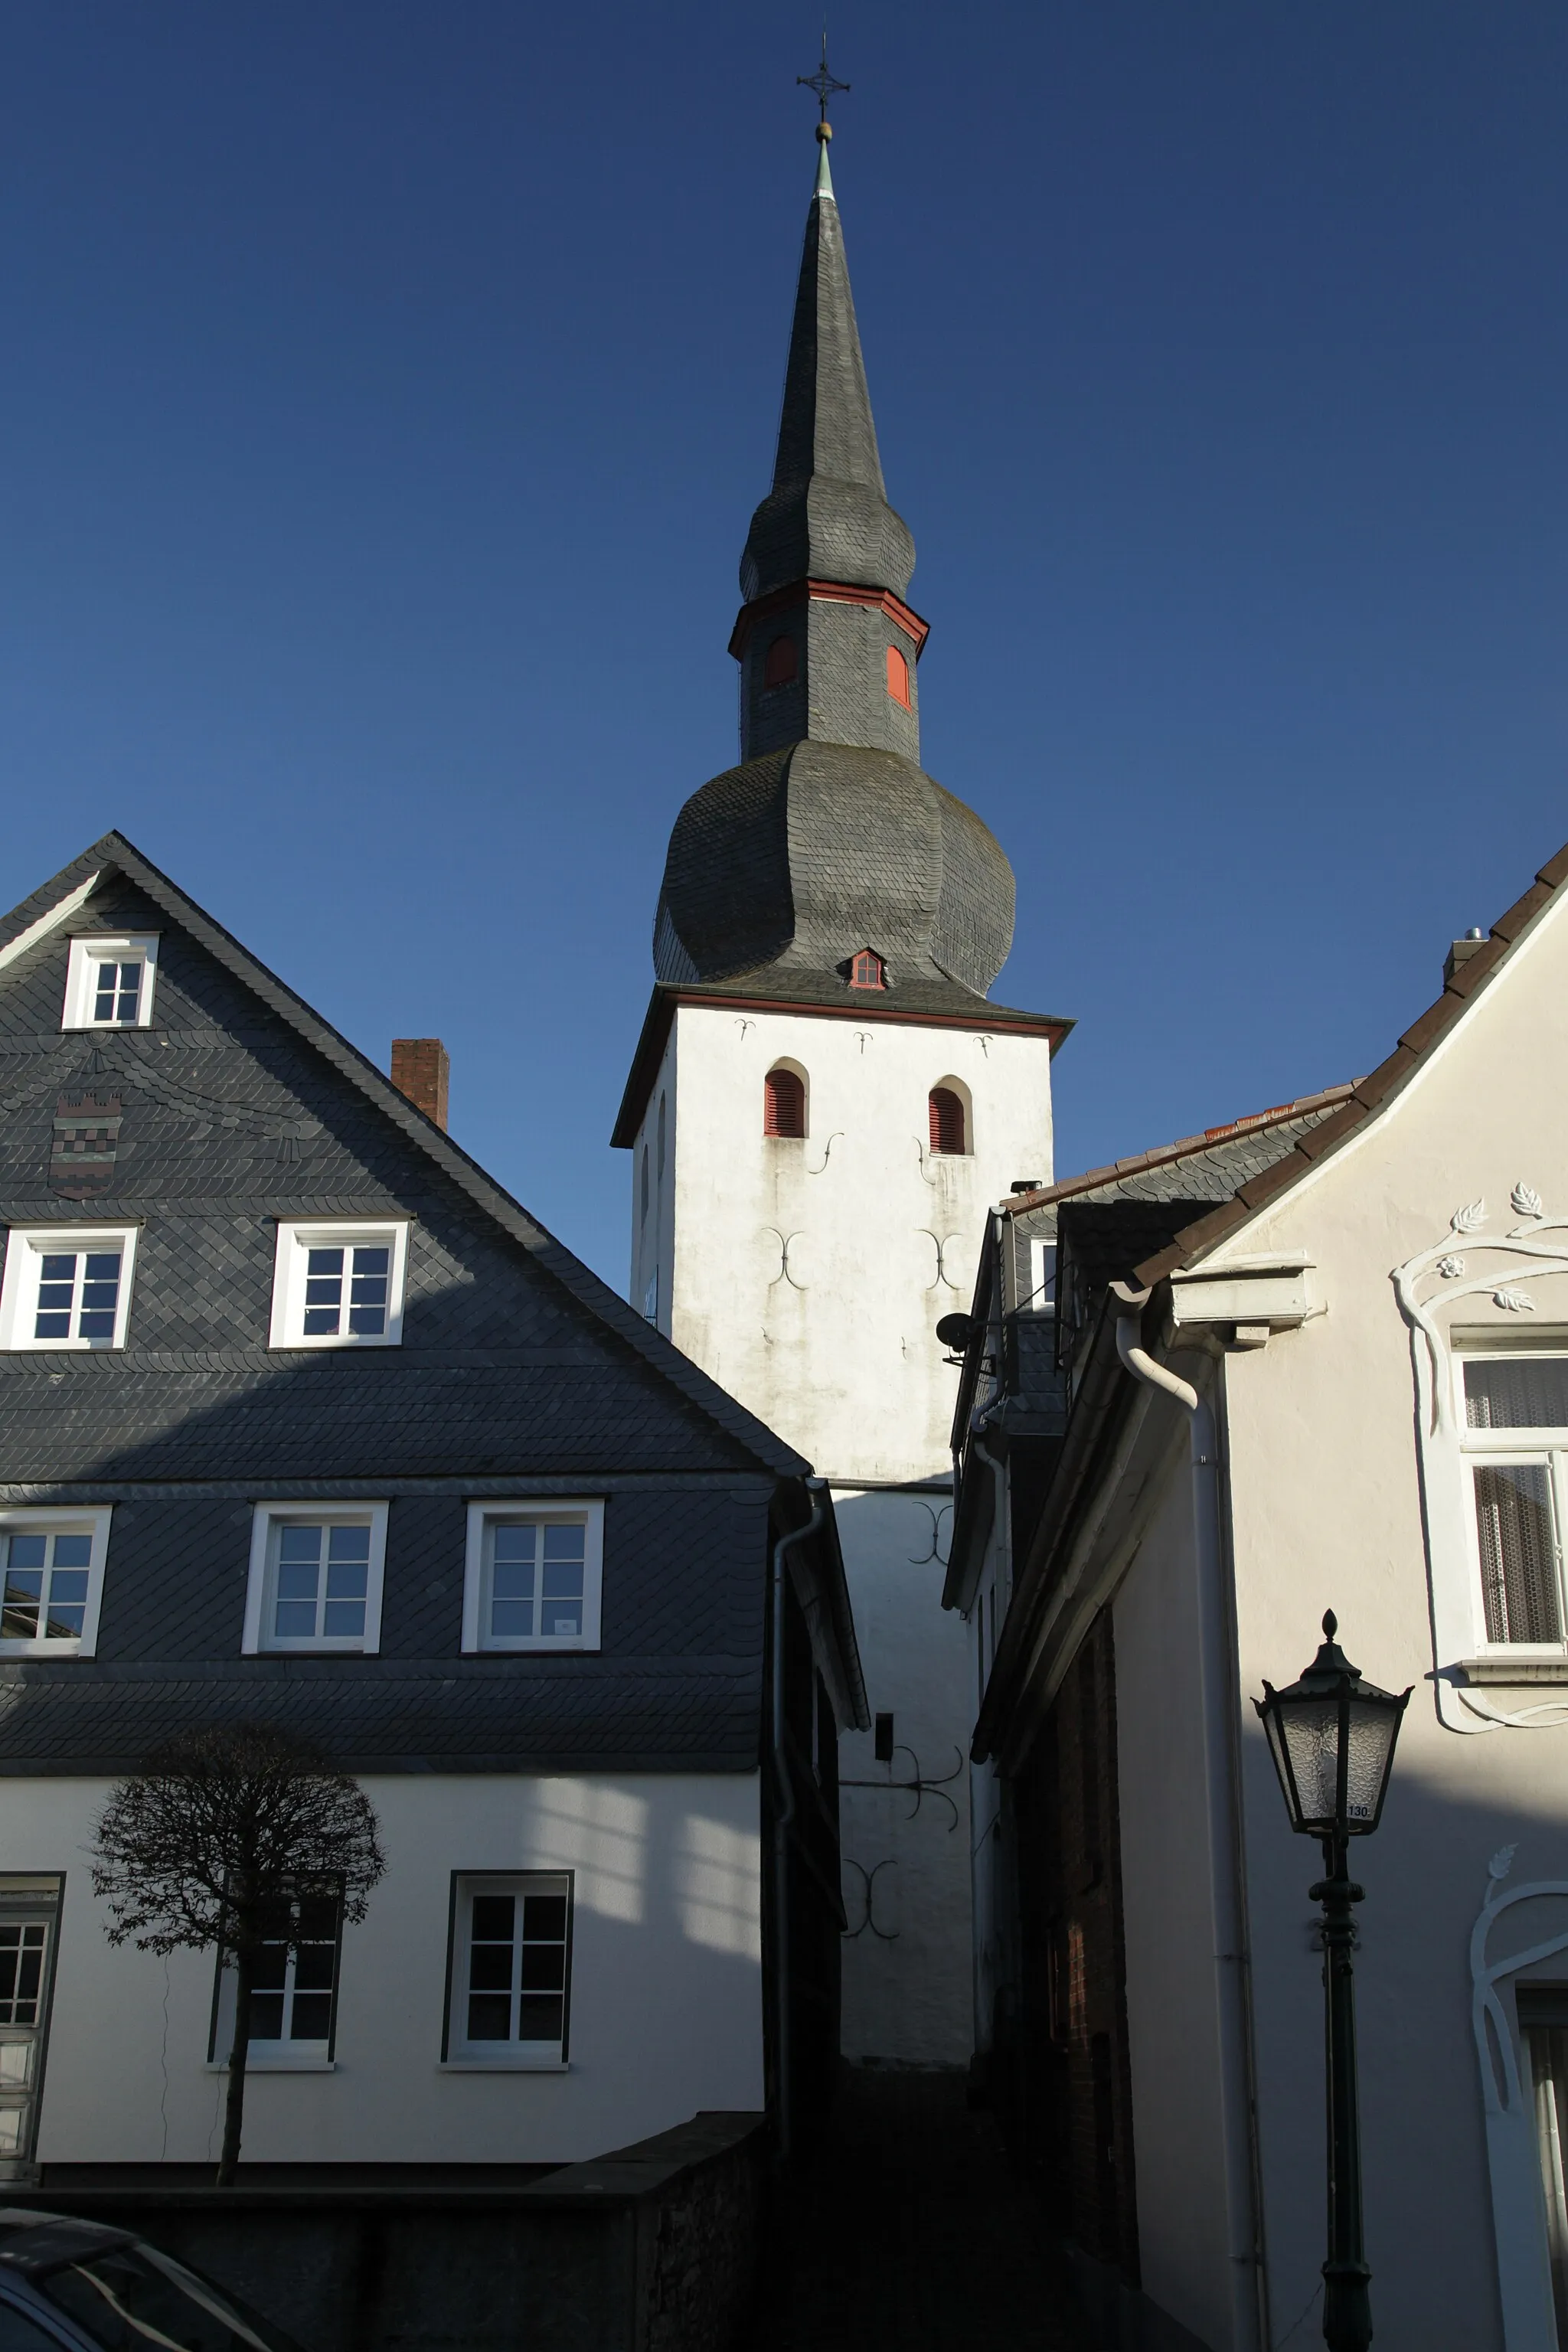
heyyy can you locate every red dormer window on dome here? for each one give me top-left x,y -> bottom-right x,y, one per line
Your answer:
886,645 -> 911,709
849,949 -> 886,991
763,635 -> 799,689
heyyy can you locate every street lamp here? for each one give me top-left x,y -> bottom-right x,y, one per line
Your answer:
1255,1613 -> 1410,2352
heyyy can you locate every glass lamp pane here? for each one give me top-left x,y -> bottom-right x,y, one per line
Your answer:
1343,1699 -> 1400,1830
1276,1700 -> 1343,1830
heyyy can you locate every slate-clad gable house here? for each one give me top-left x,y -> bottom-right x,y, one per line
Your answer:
0,832 -> 864,2180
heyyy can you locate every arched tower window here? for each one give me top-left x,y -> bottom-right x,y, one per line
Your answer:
764,635 -> 799,689
657,1093 -> 667,1181
886,645 -> 911,709
928,1086 -> 968,1156
640,1145 -> 650,1221
764,1067 -> 807,1139
849,948 -> 886,991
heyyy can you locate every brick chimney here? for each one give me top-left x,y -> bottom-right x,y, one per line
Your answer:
391,1038 -> 450,1131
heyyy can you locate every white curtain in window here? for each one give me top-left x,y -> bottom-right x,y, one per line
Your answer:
1528,2024 -> 1568,2346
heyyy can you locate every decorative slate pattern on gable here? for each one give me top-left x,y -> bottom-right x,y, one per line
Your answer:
0,841 -> 811,1776
0,883 -> 759,1481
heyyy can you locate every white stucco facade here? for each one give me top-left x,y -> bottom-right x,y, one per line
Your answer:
8,1771 -> 763,2169
628,996 -> 1055,2062
1094,884 -> 1568,2350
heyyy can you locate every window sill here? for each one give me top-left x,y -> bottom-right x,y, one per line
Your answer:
1459,1656 -> 1568,1685
269,1341 -> 403,1355
439,2060 -> 570,2074
206,2059 -> 336,2074
462,1644 -> 600,1658
243,1648 -> 378,1660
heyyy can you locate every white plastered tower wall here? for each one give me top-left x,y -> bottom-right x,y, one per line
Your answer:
1104,878 -> 1568,2351
629,998 -> 1054,2063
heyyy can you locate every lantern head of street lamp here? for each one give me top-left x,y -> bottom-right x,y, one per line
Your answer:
1255,1612 -> 1411,1841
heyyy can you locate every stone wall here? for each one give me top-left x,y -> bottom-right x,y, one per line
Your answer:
16,2110 -> 767,2352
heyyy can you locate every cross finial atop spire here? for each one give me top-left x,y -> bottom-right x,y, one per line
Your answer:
797,28 -> 849,137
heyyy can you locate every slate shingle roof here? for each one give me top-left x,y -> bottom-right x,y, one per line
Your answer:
0,835 -> 833,1775
740,151 -> 915,607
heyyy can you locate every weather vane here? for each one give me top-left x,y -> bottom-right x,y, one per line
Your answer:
797,28 -> 849,136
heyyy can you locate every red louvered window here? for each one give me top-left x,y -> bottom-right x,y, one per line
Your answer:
886,645 -> 911,708
928,1087 -> 966,1156
850,949 -> 886,991
764,1068 -> 807,1139
764,635 -> 799,688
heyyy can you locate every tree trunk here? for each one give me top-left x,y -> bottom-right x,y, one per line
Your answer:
217,1944 -> 254,2188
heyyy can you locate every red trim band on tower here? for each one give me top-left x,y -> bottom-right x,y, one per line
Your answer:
728,580 -> 931,662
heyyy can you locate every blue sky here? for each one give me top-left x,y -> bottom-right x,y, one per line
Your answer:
5,3 -> 1567,1289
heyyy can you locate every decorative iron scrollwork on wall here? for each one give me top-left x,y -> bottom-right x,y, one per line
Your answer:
841,1858 -> 898,1941
841,1743 -> 963,1831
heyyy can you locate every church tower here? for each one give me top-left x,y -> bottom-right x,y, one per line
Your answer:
613,122 -> 1068,2066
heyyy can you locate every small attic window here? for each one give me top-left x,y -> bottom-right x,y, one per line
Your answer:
63,935 -> 159,1031
763,635 -> 799,690
764,1067 -> 807,1140
886,645 -> 911,709
849,949 -> 886,991
929,1086 -> 968,1156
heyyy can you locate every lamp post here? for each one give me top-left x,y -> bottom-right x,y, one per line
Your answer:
1255,1613 -> 1410,2352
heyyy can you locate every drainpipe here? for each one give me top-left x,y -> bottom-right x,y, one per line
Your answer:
770,1475 -> 829,2167
1111,1282 -> 1263,2352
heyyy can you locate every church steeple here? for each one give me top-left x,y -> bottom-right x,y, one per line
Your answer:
739,132 -> 916,609
731,132 -> 926,767
648,124 -> 1018,1011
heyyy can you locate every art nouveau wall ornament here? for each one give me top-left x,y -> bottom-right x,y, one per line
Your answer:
1471,1844 -> 1563,2350
1394,1188 -> 1568,1733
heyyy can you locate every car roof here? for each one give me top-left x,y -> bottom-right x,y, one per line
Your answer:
0,2213 -> 136,2274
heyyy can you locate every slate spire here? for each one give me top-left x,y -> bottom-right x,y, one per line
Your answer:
739,136 -> 916,606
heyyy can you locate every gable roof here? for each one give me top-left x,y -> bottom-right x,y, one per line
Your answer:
2,833 -> 809,1481
999,1085 -> 1357,1226
1116,840 -> 1568,1288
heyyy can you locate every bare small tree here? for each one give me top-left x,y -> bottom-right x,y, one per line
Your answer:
92,1722 -> 385,2186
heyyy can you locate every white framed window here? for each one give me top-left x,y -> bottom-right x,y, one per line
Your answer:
461,1501 -> 604,1654
209,1885 -> 341,2071
442,1873 -> 572,2069
243,1503 -> 387,1655
0,1228 -> 138,1352
0,1510 -> 110,1657
269,1220 -> 409,1350
62,934 -> 159,1031
1458,1352 -> 1568,1653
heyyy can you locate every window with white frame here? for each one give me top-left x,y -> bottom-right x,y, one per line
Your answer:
243,1504 -> 387,1655
0,1227 -> 138,1352
0,1511 -> 110,1657
462,1501 -> 604,1654
443,1873 -> 572,2066
210,1884 -> 341,2069
62,935 -> 159,1031
269,1220 -> 409,1349
1460,1353 -> 1568,1649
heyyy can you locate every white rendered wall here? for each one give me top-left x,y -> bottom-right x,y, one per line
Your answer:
14,1771 -> 762,2168
633,1004 -> 1054,1484
833,1488 -> 972,2066
627,998 -> 1054,2065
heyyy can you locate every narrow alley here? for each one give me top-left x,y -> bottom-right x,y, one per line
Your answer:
755,2069 -> 1096,2352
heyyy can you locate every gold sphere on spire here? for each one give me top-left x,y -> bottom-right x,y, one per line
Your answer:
816,120 -> 832,142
